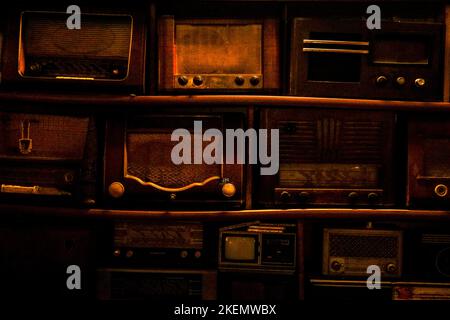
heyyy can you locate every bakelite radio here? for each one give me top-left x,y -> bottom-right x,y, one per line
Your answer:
323,228 -> 403,277
104,113 -> 244,207
0,112 -> 97,205
2,8 -> 146,92
158,16 -> 279,92
414,233 -> 450,280
96,268 -> 217,300
408,116 -> 450,207
112,221 -> 206,266
290,18 -> 443,100
258,108 -> 395,207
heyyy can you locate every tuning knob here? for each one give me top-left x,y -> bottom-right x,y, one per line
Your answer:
125,250 -> 134,258
434,184 -> 448,197
29,63 -> 42,73
396,76 -> 406,86
415,78 -> 426,88
234,76 -> 245,86
386,263 -> 397,274
297,191 -> 310,203
64,172 -> 74,184
193,75 -> 204,86
250,76 -> 260,86
348,192 -> 359,202
331,260 -> 343,272
368,192 -> 379,202
280,191 -> 291,202
109,182 -> 125,198
222,183 -> 236,198
113,249 -> 121,257
376,75 -> 388,86
178,76 -> 189,86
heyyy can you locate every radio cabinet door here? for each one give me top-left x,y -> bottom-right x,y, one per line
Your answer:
105,114 -> 244,207
408,117 -> 450,207
258,108 -> 395,207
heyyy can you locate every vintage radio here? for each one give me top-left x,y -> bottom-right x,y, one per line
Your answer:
258,108 -> 395,207
96,268 -> 217,300
218,222 -> 296,273
112,221 -> 206,266
104,113 -> 244,207
393,282 -> 450,300
2,8 -> 145,92
158,16 -> 279,92
0,112 -> 96,205
290,18 -> 443,100
407,116 -> 450,207
323,228 -> 403,277
414,233 -> 450,280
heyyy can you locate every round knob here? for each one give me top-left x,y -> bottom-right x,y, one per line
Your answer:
234,76 -> 245,86
297,191 -> 310,203
29,63 -> 42,73
280,191 -> 291,202
82,198 -> 96,206
193,75 -> 203,86
195,251 -> 202,258
415,78 -> 426,88
348,192 -> 359,201
170,193 -> 177,201
64,172 -> 74,184
180,250 -> 188,258
178,76 -> 188,86
434,184 -> 448,197
368,192 -> 379,202
396,76 -> 406,86
109,182 -> 125,198
386,263 -> 397,274
250,76 -> 260,86
376,75 -> 388,86
222,182 -> 236,198
112,68 -> 120,76
113,249 -> 121,257
331,260 -> 343,272
125,250 -> 134,258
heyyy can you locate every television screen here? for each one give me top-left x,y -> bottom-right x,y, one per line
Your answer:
224,235 -> 257,261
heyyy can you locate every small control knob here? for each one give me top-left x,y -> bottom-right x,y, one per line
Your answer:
376,75 -> 388,86
195,251 -> 202,258
112,68 -> 120,76
125,250 -> 134,258
331,260 -> 343,272
368,192 -> 379,202
250,76 -> 260,86
222,182 -> 236,198
178,76 -> 188,86
297,191 -> 310,203
348,192 -> 359,201
280,191 -> 291,202
396,76 -> 406,86
109,182 -> 125,198
113,249 -> 121,257
64,172 -> 74,184
234,76 -> 245,86
434,184 -> 448,197
180,250 -> 188,258
193,75 -> 203,86
170,193 -> 177,201
386,263 -> 397,274
415,78 -> 426,88
29,63 -> 42,73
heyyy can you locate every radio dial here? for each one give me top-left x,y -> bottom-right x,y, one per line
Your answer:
222,183 -> 236,198
280,191 -> 291,202
376,75 -> 388,86
396,76 -> 406,86
193,76 -> 204,86
250,76 -> 260,86
331,260 -> 343,272
415,78 -> 426,88
434,184 -> 448,197
235,76 -> 245,86
386,263 -> 397,274
109,182 -> 125,198
178,76 -> 188,86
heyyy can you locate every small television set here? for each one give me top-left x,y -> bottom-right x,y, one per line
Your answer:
223,233 -> 258,263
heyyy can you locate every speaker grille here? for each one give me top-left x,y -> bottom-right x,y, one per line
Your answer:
329,234 -> 399,258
